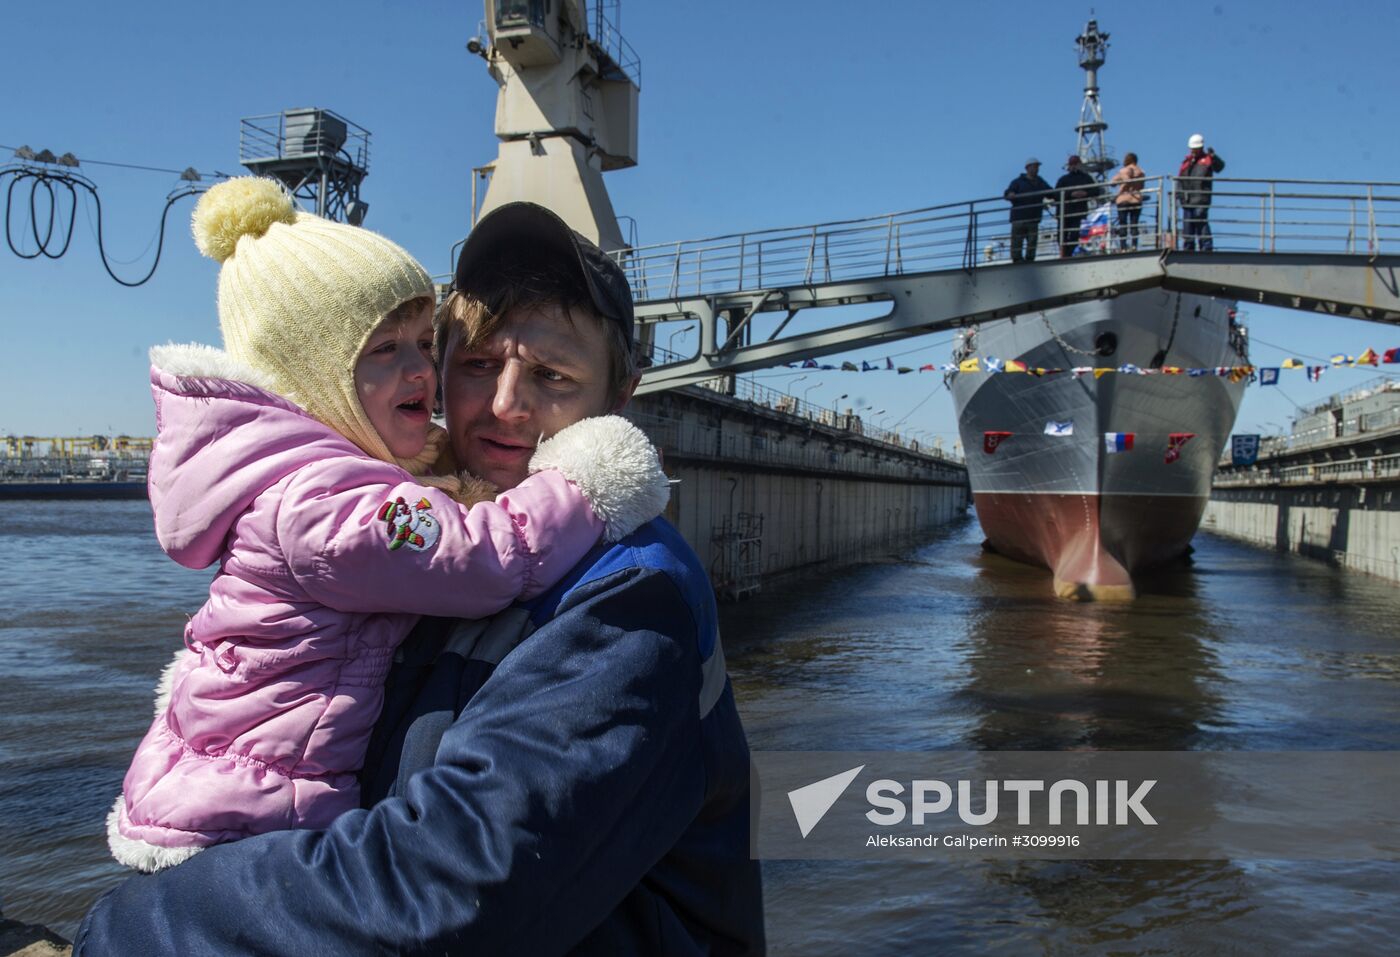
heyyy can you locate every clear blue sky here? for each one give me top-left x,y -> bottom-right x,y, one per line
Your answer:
3,0 -> 1398,445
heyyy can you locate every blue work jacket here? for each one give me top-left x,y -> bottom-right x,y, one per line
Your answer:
75,518 -> 765,956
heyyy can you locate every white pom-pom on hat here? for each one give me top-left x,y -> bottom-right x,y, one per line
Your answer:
191,176 -> 297,263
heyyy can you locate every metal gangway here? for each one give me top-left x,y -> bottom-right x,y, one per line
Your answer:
621,176 -> 1400,395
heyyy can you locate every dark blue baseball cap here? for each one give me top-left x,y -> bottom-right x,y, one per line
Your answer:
453,202 -> 635,345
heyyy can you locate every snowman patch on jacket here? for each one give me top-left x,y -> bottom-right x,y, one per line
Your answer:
377,496 -> 440,552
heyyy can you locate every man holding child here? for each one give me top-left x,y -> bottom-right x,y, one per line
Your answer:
76,203 -> 765,956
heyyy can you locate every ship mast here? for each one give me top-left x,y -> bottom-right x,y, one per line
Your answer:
1074,17 -> 1116,179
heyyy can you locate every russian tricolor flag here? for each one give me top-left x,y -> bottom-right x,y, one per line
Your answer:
1104,432 -> 1134,453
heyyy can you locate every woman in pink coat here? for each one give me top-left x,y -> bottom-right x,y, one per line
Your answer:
108,178 -> 669,872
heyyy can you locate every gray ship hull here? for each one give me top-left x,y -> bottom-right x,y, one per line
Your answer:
951,289 -> 1248,598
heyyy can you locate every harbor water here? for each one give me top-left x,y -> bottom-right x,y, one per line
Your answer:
3,501 -> 1399,951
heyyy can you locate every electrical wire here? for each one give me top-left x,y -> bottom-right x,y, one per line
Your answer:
0,142 -> 231,180
891,385 -> 940,429
80,191 -> 155,265
7,172 -> 77,259
2,165 -> 202,286
1272,385 -> 1305,412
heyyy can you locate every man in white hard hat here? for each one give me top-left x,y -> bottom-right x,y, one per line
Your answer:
1004,157 -> 1053,262
1177,133 -> 1226,251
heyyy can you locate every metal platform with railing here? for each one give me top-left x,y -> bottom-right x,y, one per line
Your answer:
588,0 -> 640,85
619,176 -> 1400,301
239,109 -> 371,223
619,177 -> 1400,395
1214,449 -> 1400,489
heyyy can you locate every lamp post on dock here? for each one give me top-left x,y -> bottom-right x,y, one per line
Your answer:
667,324 -> 694,354
864,408 -> 885,438
783,375 -> 807,414
828,393 -> 848,427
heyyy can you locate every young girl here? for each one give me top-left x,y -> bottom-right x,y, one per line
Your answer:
107,177 -> 668,872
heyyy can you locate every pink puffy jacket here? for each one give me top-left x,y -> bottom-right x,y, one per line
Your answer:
109,350 -> 653,872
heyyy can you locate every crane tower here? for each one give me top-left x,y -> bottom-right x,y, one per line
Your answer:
469,0 -> 640,249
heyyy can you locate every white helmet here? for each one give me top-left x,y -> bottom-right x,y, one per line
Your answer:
1188,133 -> 1205,149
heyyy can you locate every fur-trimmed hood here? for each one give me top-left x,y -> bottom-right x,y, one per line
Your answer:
148,342 -> 373,570
150,342 -> 285,394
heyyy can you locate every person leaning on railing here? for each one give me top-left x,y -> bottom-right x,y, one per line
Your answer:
1110,152 -> 1146,250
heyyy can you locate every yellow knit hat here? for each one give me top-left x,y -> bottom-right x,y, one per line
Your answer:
191,176 -> 435,467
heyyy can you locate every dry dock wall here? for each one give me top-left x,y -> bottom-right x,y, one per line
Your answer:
629,387 -> 969,597
1203,486 -> 1400,583
1205,433 -> 1400,583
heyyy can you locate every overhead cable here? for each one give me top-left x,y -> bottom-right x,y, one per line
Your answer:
2,164 -> 202,287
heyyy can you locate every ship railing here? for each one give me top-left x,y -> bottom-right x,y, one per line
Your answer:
614,176 -> 1400,304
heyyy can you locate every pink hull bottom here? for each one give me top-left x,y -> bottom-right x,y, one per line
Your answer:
974,492 -> 1208,600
